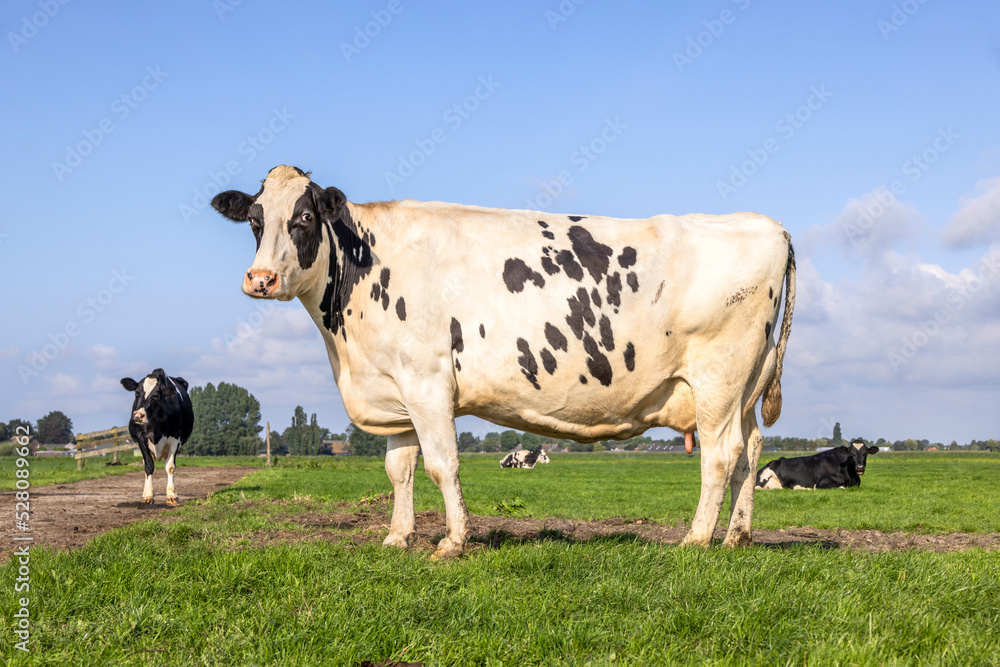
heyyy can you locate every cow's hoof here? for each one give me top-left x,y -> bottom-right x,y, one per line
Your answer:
141,497 -> 154,505
722,531 -> 753,548
165,497 -> 178,506
679,533 -> 711,548
383,532 -> 416,549
430,545 -> 464,561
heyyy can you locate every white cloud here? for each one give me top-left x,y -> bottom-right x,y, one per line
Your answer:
942,177 -> 1000,248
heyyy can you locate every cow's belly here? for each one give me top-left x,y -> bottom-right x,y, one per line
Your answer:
458,376 -> 697,443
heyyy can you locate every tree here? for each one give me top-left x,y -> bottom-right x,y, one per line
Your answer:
36,411 -> 74,444
500,430 -> 520,451
268,429 -> 285,455
457,431 -> 480,452
481,435 -> 501,452
282,408 -> 330,455
832,422 -> 843,446
186,382 -> 263,456
0,422 -> 10,442
6,419 -> 32,439
521,432 -> 543,448
346,423 -> 387,457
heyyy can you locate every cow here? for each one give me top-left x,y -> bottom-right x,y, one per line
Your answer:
755,439 -> 879,490
120,369 -> 195,505
211,165 -> 795,557
500,449 -> 551,468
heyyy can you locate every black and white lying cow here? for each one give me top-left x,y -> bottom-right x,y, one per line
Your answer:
120,369 -> 194,505
212,165 -> 795,556
755,439 -> 879,490
500,449 -> 551,468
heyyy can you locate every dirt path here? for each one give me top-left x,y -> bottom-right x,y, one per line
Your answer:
2,466 -> 256,556
244,501 -> 1000,554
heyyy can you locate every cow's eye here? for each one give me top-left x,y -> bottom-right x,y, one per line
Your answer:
301,212 -> 312,223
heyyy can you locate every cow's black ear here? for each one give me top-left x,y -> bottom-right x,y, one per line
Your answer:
316,185 -> 347,215
172,376 -> 189,391
121,378 -> 138,391
868,446 -> 879,454
212,190 -> 255,222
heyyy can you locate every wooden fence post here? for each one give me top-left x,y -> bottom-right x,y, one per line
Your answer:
266,421 -> 271,467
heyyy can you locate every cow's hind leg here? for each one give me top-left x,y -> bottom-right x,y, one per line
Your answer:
682,409 -> 744,547
383,430 -> 419,549
723,412 -> 762,547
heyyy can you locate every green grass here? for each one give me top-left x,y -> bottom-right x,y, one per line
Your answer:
3,452 -> 999,665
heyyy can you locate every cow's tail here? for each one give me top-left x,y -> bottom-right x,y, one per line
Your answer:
761,237 -> 795,428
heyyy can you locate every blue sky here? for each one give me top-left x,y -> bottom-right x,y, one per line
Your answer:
2,1 -> 999,445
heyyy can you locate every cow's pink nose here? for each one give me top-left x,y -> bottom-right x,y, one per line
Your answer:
243,269 -> 279,297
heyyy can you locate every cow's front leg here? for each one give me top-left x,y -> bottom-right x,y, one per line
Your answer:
383,430 -> 419,548
140,445 -> 156,504
164,439 -> 180,506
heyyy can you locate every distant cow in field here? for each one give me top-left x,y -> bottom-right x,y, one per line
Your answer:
756,439 -> 879,490
212,165 -> 795,556
120,369 -> 194,505
500,449 -> 550,468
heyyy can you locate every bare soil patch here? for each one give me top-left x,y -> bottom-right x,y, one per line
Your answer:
2,466 -> 255,557
241,498 -> 1000,554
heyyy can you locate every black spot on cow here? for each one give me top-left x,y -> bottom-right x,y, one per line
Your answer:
370,283 -> 381,302
380,267 -> 390,290
395,297 -> 406,321
381,291 -> 389,310
624,342 -> 636,371
591,287 -> 602,308
542,231 -> 555,240
626,272 -> 639,293
516,338 -> 541,390
248,203 -> 264,250
347,309 -> 352,316
540,256 -> 560,275
537,220 -> 549,228
503,258 -> 545,293
568,226 -> 613,283
769,286 -> 774,299
606,272 -> 622,307
555,250 -> 584,281
765,321 -> 772,338
540,348 -> 557,375
665,330 -> 672,337
479,323 -> 485,339
317,200 -> 374,339
451,318 -> 464,353
566,287 -> 596,340
569,216 -> 586,222
579,374 -> 588,384
582,333 -> 613,386
368,231 -> 376,246
774,296 -> 779,308
286,190 -> 326,271
545,323 -> 568,352
456,359 -> 462,372
598,314 -> 615,351
618,247 -> 637,269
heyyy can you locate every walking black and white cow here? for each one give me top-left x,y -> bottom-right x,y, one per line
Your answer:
120,369 -> 194,505
756,439 -> 879,490
212,165 -> 795,556
500,449 -> 550,468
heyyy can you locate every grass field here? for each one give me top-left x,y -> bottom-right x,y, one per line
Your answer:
3,452 -> 999,665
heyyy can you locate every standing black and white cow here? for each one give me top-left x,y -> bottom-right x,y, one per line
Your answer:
212,165 -> 795,557
756,439 -> 879,490
500,449 -> 551,468
120,369 -> 194,505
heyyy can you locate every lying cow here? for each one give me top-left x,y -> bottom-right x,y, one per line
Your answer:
120,369 -> 194,505
212,165 -> 795,556
756,439 -> 879,490
500,449 -> 551,468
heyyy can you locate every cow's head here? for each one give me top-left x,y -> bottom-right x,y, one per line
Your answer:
121,369 -> 189,427
211,165 -> 349,301
848,438 -> 878,475
537,450 -> 551,464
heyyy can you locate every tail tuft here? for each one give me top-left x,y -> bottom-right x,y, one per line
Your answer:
761,238 -> 795,428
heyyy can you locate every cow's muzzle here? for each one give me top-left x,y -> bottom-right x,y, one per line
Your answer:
132,408 -> 148,425
856,467 -> 865,475
242,269 -> 280,299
